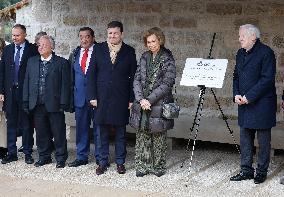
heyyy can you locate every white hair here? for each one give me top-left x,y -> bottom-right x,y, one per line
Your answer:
40,35 -> 55,50
239,24 -> 261,39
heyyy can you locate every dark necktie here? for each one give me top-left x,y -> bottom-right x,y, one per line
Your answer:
14,45 -> 22,85
80,48 -> 89,74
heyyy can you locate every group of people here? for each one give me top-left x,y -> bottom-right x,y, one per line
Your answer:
0,21 -> 283,183
0,21 -> 176,177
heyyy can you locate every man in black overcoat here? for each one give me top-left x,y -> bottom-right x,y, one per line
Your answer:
230,24 -> 277,184
87,21 -> 137,175
0,24 -> 38,164
23,35 -> 70,168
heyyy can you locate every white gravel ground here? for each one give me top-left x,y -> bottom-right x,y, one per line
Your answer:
0,141 -> 284,197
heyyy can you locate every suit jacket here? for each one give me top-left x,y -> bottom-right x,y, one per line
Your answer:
87,41 -> 137,125
68,45 -> 96,112
23,54 -> 71,112
233,39 -> 276,129
0,40 -> 38,113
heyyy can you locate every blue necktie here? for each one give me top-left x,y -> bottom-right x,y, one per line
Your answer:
14,45 -> 22,85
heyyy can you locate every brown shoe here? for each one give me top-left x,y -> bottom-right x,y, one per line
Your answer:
96,165 -> 107,175
117,164 -> 126,174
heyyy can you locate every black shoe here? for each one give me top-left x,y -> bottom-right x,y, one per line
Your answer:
56,162 -> 65,168
117,164 -> 126,174
68,159 -> 88,167
25,155 -> 34,164
34,159 -> 52,167
230,172 -> 254,181
1,155 -> 18,164
136,171 -> 147,177
18,146 -> 24,153
96,165 -> 107,175
153,171 -> 165,177
0,148 -> 7,159
254,173 -> 267,184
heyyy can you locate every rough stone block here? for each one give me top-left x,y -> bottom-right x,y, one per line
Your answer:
185,32 -> 213,47
165,31 -> 185,46
159,17 -> 171,28
32,0 -> 52,23
270,4 -> 284,16
206,3 -> 242,15
125,2 -> 161,13
56,28 -> 78,41
233,18 -> 259,30
55,42 -> 70,56
135,16 -> 157,27
243,3 -> 269,15
127,31 -> 143,43
42,27 -> 56,37
172,17 -> 197,29
272,35 -> 284,48
52,0 -> 70,14
106,3 -> 124,13
279,53 -> 284,68
63,16 -> 88,26
162,2 -> 205,15
260,17 -> 284,34
276,70 -> 284,82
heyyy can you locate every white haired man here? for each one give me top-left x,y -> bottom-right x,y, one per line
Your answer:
23,35 -> 70,168
230,24 -> 276,184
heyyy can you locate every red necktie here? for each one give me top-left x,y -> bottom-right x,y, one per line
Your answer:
80,48 -> 89,74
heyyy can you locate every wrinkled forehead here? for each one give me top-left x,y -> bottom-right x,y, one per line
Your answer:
39,37 -> 51,46
79,30 -> 92,37
12,27 -> 26,35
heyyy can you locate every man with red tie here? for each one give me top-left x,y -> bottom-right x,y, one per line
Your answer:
68,27 -> 99,167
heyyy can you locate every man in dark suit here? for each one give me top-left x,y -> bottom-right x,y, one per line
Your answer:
68,27 -> 99,167
18,31 -> 47,153
87,21 -> 137,175
230,24 -> 276,184
23,35 -> 70,168
0,24 -> 38,164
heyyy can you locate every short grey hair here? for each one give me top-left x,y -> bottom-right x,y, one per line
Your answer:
239,24 -> 261,39
40,35 -> 55,50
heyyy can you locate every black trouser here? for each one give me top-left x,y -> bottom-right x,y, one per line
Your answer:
6,86 -> 33,156
240,127 -> 271,175
34,105 -> 67,162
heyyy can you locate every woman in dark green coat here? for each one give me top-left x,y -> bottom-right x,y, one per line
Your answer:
130,27 -> 176,177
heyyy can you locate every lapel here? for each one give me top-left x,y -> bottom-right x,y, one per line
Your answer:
239,40 -> 260,70
101,42 -> 112,66
33,55 -> 41,79
113,42 -> 126,67
240,52 -> 253,70
20,41 -> 30,66
46,53 -> 56,77
74,50 -> 83,75
8,44 -> 15,64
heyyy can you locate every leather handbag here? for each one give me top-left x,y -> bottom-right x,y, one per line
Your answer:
162,102 -> 180,119
162,85 -> 180,119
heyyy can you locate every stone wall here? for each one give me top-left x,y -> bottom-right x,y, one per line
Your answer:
16,0 -> 284,120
